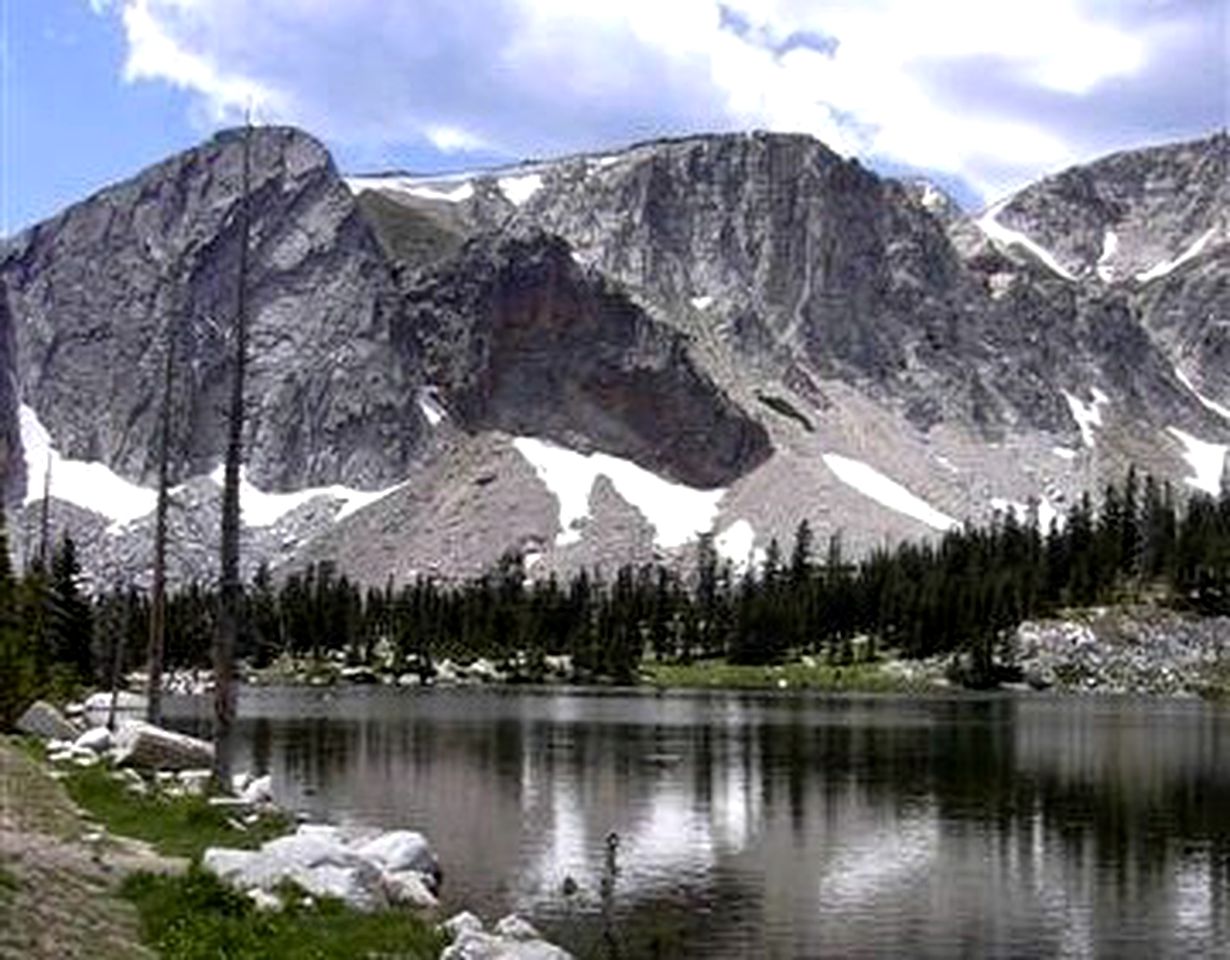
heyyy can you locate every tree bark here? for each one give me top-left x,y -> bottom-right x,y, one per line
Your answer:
146,331 -> 174,727
213,122 -> 252,784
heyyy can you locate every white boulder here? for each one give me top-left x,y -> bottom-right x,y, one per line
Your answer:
73,726 -> 113,754
114,720 -> 214,771
354,830 -> 439,883
383,870 -> 438,910
241,774 -> 274,805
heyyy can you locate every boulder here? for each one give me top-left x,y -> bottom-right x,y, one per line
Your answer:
354,830 -> 439,885
241,774 -> 274,805
114,720 -> 215,771
443,911 -> 485,940
441,931 -> 574,960
383,870 -> 438,910
16,701 -> 79,740
494,915 -> 542,941
73,726 -> 113,754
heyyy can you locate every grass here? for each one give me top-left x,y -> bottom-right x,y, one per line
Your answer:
58,762 -> 291,860
121,867 -> 446,960
642,657 -> 932,693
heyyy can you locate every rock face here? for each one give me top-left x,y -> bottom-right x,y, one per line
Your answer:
404,229 -> 770,487
0,126 -> 426,492
1,126 -> 1227,585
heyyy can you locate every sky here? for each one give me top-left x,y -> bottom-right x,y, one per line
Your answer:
1,0 -> 1226,234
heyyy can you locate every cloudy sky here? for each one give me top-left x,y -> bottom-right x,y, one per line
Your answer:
2,0 -> 1226,232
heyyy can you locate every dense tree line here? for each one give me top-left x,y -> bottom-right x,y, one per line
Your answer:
3,468 -> 1230,725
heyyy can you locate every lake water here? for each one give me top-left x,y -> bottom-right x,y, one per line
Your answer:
165,687 -> 1230,959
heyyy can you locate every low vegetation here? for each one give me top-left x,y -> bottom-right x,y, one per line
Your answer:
121,868 -> 445,960
58,763 -> 289,860
643,657 -> 928,693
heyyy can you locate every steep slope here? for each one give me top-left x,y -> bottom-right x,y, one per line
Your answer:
1,126 -> 427,494
2,126 -> 1226,588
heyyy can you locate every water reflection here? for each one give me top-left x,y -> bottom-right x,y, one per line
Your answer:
166,689 -> 1230,959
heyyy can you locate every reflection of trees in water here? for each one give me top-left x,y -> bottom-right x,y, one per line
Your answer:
184,692 -> 1228,957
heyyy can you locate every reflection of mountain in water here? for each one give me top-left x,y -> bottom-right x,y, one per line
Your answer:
165,689 -> 1229,958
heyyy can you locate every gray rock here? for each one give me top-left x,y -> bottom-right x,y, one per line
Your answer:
16,701 -> 78,741
113,720 -> 215,771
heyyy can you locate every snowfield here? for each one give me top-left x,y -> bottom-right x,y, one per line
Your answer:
20,405 -> 157,531
343,175 -> 474,204
976,200 -> 1076,281
821,453 -> 959,533
21,403 -> 398,532
1165,427 -> 1228,496
497,173 -> 543,207
1136,228 -> 1217,283
512,437 -> 725,548
1061,388 -> 1110,448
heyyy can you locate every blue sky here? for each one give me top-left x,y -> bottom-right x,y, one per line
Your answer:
2,0 -> 1226,234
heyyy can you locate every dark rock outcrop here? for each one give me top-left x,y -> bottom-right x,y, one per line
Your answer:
402,229 -> 770,488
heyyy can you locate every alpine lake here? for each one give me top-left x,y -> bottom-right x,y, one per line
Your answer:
165,686 -> 1230,959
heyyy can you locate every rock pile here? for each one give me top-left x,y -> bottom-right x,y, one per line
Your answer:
203,824 -> 441,913
1013,609 -> 1230,695
440,910 -> 574,959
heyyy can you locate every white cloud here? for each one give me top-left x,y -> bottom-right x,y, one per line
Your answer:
89,0 -> 1209,201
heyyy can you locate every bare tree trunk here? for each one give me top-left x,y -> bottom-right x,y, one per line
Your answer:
146,333 -> 175,727
37,452 -> 51,566
213,121 -> 252,785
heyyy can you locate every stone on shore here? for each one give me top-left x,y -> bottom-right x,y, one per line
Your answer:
16,701 -> 79,740
73,726 -> 113,754
354,830 -> 439,887
440,912 -> 574,960
203,823 -> 444,914
113,720 -> 215,771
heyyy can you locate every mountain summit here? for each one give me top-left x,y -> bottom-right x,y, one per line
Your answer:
1,127 -> 1226,586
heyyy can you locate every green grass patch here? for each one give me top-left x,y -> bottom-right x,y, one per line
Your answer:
0,861 -> 18,899
642,658 -> 930,693
60,764 -> 290,859
121,868 -> 445,960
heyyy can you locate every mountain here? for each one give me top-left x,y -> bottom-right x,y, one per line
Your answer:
1,127 -> 1226,588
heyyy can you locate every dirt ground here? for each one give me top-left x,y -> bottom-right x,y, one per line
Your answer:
0,737 -> 182,959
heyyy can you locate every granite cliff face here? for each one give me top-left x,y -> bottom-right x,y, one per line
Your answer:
1,126 -> 1226,586
0,126 -> 424,493
403,228 -> 770,488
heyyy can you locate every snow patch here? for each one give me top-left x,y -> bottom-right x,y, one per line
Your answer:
204,467 -> 400,526
1136,228 -> 1217,283
344,175 -> 473,204
1095,229 -> 1118,283
512,437 -> 724,549
976,200 -> 1076,281
1165,427 -> 1227,496
715,520 -> 755,570
919,183 -> 943,211
690,295 -> 713,311
822,454 -> 959,532
498,173 -> 543,207
19,405 -> 157,532
1051,446 -> 1078,461
1174,368 -> 1230,421
1061,388 -> 1109,448
416,387 -> 447,427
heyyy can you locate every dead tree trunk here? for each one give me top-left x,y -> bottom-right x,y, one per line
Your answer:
146,331 -> 175,726
213,121 -> 252,784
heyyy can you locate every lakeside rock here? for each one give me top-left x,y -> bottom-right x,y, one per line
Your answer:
440,911 -> 574,959
15,701 -> 79,741
113,720 -> 215,771
1012,608 -> 1230,696
203,823 -> 441,914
